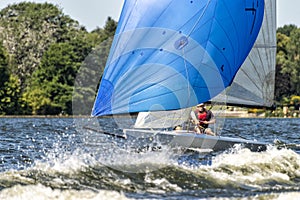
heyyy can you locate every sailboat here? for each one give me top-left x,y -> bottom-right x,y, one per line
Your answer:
91,0 -> 276,152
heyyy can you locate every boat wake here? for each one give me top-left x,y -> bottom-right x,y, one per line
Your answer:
0,143 -> 300,199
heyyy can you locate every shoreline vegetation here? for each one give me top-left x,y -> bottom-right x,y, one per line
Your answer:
1,107 -> 299,119
0,116 -> 298,119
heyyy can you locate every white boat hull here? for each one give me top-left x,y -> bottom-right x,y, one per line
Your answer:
123,129 -> 268,152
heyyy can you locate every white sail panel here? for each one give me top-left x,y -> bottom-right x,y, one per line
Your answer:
212,0 -> 276,108
134,108 -> 192,129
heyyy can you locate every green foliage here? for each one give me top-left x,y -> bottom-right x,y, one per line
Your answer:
277,24 -> 298,37
0,41 -> 9,88
103,17 -> 118,37
24,39 -> 92,115
0,2 -> 115,115
276,25 -> 300,104
0,42 -> 9,114
291,95 -> 300,104
0,2 -> 83,87
1,75 -> 24,115
22,87 -> 51,115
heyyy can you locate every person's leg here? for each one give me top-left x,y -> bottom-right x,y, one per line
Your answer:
204,128 -> 215,136
195,126 -> 203,134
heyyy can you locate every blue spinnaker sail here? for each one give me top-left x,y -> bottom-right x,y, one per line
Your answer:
92,0 -> 264,116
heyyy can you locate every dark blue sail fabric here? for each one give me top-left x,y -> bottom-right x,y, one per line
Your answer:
92,0 -> 264,116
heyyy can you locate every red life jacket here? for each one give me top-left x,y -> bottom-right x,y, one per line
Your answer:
198,112 -> 207,122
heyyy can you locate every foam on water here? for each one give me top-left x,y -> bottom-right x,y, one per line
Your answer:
0,184 -> 130,200
1,127 -> 299,200
24,141 -> 300,189
94,147 -> 178,173
189,146 -> 300,190
34,148 -> 97,174
210,191 -> 300,200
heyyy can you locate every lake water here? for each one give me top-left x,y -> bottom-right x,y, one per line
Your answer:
0,117 -> 299,199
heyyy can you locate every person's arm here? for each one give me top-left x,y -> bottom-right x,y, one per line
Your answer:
190,110 -> 199,124
203,110 -> 215,124
204,118 -> 215,124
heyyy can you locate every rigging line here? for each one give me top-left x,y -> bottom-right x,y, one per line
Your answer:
187,0 -> 212,37
207,100 -> 226,136
182,47 -> 191,108
83,126 -> 127,139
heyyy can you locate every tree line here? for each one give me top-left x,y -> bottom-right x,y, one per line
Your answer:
0,2 -> 116,115
0,2 -> 299,115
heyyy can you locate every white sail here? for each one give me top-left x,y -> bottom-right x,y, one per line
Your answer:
134,108 -> 192,129
212,0 -> 276,107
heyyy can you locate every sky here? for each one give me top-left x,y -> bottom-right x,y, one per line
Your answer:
0,0 -> 299,31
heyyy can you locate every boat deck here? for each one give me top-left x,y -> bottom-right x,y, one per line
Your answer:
123,129 -> 268,152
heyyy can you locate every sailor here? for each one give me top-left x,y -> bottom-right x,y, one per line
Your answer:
192,103 -> 216,136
